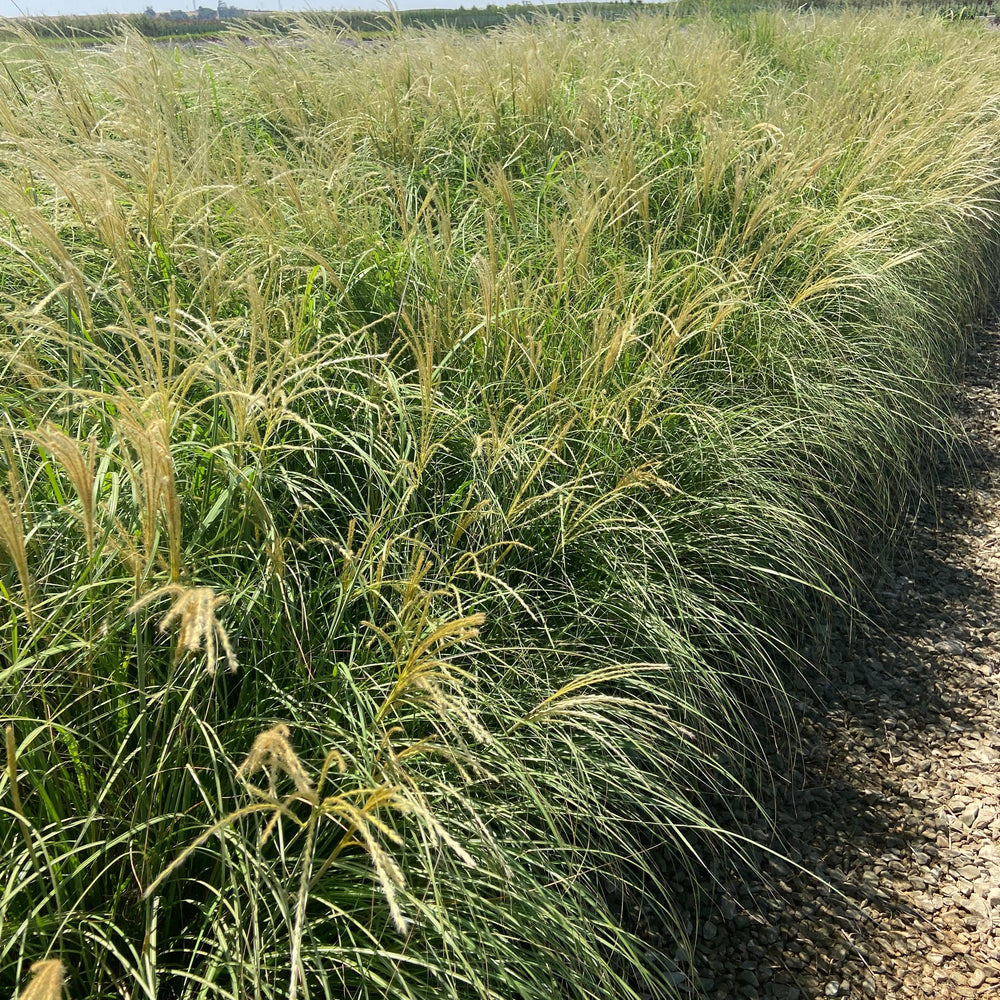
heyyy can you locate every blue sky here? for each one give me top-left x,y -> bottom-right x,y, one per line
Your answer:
1,0 -> 482,18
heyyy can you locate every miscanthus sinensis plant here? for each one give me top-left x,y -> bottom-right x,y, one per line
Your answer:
3,8 -> 1000,999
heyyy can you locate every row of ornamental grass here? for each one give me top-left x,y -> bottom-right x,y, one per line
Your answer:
3,9 -> 1000,999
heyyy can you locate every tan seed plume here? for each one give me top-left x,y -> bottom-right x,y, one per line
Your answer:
237,723 -> 313,796
30,424 -> 97,556
118,411 -> 181,581
0,490 -> 33,622
17,960 -> 65,1000
129,583 -> 237,674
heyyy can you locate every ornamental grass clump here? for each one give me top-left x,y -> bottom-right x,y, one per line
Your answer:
3,8 -> 1000,1000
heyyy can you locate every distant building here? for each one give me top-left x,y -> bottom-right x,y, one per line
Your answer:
146,3 -> 258,19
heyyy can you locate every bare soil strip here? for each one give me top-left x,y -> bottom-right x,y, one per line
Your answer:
685,326 -> 1000,999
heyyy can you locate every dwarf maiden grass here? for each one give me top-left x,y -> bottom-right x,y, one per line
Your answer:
3,9 -> 1000,1000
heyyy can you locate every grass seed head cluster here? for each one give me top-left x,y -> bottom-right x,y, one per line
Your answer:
3,9 -> 1000,999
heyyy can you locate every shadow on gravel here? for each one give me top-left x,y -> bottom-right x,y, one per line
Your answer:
655,332 -> 1000,1000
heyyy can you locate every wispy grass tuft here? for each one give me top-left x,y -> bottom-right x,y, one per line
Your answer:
16,960 -> 66,1000
129,584 -> 237,674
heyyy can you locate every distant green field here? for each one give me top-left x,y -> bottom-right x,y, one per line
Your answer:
5,0 -> 999,43
3,3 -> 677,41
3,9 -> 1000,1000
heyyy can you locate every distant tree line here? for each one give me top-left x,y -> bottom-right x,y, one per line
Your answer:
3,0 -> 997,42
0,12 -> 223,38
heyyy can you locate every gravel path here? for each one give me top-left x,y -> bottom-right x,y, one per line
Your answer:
674,327 -> 1000,999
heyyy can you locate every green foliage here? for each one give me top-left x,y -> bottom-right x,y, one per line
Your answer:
9,1 -> 1000,44
2,9 -> 1000,1000
3,4 -> 680,43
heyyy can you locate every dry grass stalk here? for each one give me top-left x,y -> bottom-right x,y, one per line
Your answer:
17,960 -> 65,1000
30,424 -> 97,556
236,725 -> 414,933
129,583 -> 237,674
373,606 -> 488,743
0,490 -> 33,622
118,411 -> 181,581
237,723 -> 313,798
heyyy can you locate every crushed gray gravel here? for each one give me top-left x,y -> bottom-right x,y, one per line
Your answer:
649,325 -> 1000,999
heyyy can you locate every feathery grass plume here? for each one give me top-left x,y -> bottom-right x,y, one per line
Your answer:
0,490 -> 33,623
237,723 -> 317,850
233,727 -> 413,1000
129,583 -> 237,674
17,960 -> 66,1000
373,609 -> 488,732
235,730 -> 416,977
145,722 -> 420,998
361,545 -> 492,743
117,410 -> 182,582
30,424 -> 97,557
236,723 -> 313,798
